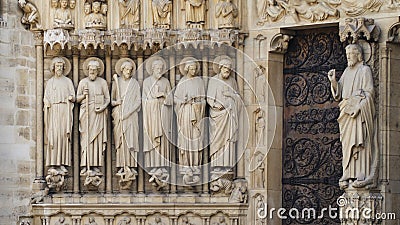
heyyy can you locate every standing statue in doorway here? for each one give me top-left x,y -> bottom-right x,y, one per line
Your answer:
328,44 -> 379,189
77,57 -> 110,186
44,57 -> 75,190
112,58 -> 141,189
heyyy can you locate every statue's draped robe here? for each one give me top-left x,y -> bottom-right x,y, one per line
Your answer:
207,75 -> 240,168
185,0 -> 206,24
331,62 -> 379,181
174,76 -> 206,167
112,77 -> 141,168
142,76 -> 172,168
215,1 -> 237,28
152,0 -> 171,26
44,76 -> 75,167
119,0 -> 140,27
77,77 -> 110,167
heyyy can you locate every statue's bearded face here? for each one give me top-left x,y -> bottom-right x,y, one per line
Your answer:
122,65 -> 133,79
54,62 -> 64,77
152,63 -> 164,79
88,65 -> 99,81
220,65 -> 231,79
346,50 -> 359,68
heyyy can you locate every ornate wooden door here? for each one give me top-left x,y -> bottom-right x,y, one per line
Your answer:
282,28 -> 346,224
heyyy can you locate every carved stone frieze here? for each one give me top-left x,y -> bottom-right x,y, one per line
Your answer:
339,18 -> 381,44
44,29 -> 71,50
78,29 -> 105,49
143,28 -> 170,49
338,189 -> 383,225
110,29 -> 140,51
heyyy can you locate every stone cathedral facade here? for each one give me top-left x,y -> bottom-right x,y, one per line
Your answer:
1,0 -> 400,224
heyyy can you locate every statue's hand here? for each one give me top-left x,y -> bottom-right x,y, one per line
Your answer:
68,95 -> 74,102
327,69 -> 336,82
95,107 -> 105,113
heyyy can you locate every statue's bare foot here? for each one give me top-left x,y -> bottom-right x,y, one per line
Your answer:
80,168 -> 87,176
352,179 -> 373,188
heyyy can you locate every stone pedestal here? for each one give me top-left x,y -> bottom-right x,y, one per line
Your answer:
338,188 -> 383,225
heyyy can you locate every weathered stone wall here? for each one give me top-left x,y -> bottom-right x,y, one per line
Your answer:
0,0 -> 36,224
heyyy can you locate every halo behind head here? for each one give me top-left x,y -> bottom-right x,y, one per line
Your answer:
145,56 -> 167,76
179,57 -> 200,76
213,55 -> 233,74
83,57 -> 105,77
50,57 -> 71,76
115,58 -> 136,77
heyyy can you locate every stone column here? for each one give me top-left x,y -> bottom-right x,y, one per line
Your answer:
105,47 -> 112,193
33,30 -> 46,189
72,48 -> 80,193
202,52 -> 209,194
169,54 -> 177,194
137,53 -> 145,194
236,42 -> 245,179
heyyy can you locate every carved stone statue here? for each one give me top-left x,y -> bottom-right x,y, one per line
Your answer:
255,65 -> 267,104
256,0 -> 285,24
85,1 -> 107,29
182,167 -> 201,185
30,187 -> 49,204
207,56 -> 240,171
117,217 -> 131,225
174,57 -> 206,168
77,58 -> 110,183
210,174 -> 233,195
213,217 -> 227,225
290,0 -> 339,22
86,217 -> 98,225
183,0 -> 206,28
328,44 -> 379,190
119,0 -> 140,29
342,0 -> 383,16
44,57 -> 74,190
215,0 -> 238,29
112,58 -> 140,188
150,216 -> 165,225
69,0 -> 76,9
151,0 -> 172,29
18,0 -> 40,30
143,56 -> 172,170
148,165 -> 169,191
255,108 -> 266,147
181,216 -> 194,225
253,153 -> 265,188
229,180 -> 248,203
55,216 -> 68,225
53,0 -> 74,29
